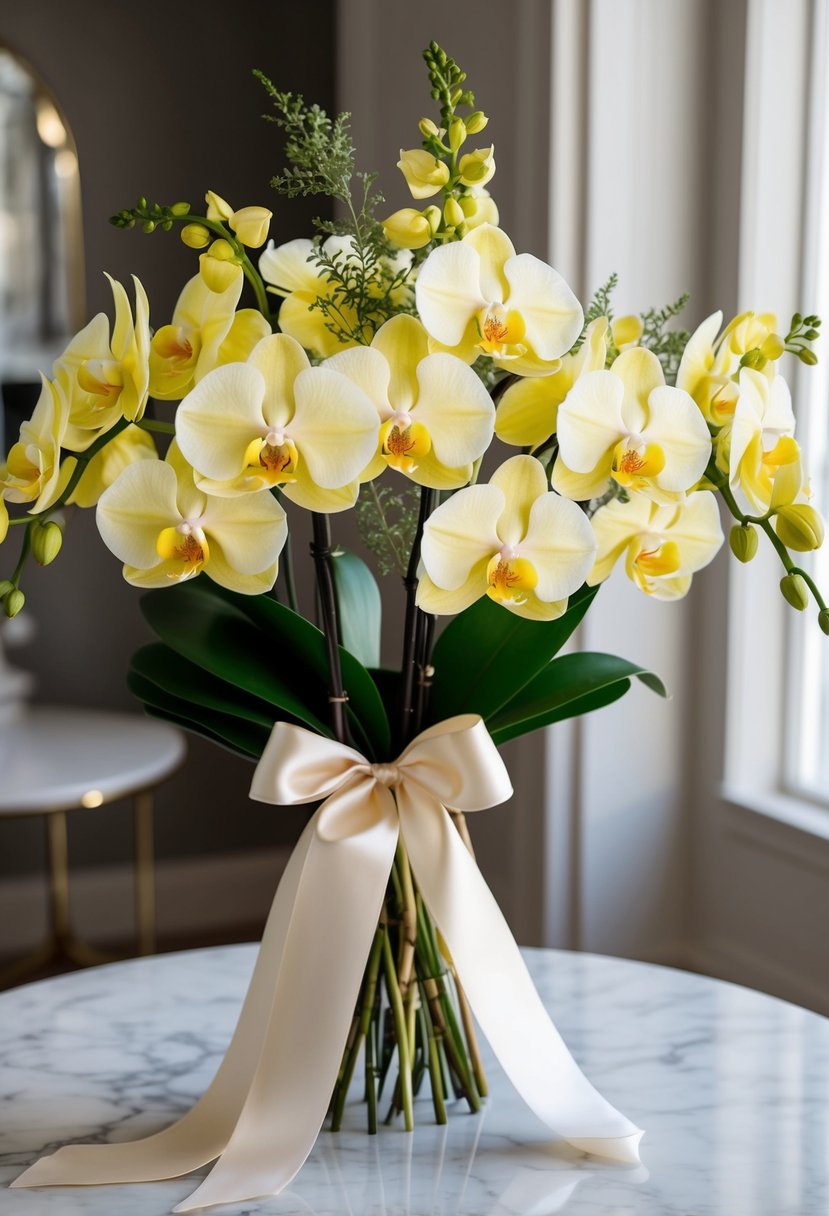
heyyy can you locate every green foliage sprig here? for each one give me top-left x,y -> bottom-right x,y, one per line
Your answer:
639,293 -> 690,383
570,273 -> 619,353
356,482 -> 422,577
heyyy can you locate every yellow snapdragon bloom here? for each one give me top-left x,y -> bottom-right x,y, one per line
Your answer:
1,376 -> 69,512
96,443 -> 287,593
326,315 -> 494,490
496,317 -> 608,449
457,145 -> 495,188
55,275 -> 150,451
382,207 -> 440,250
205,191 -> 272,248
417,454 -> 596,620
552,347 -> 712,503
149,273 -> 269,401
588,491 -> 723,600
415,224 -> 583,375
397,149 -> 450,199
724,368 -> 798,512
175,333 -> 380,513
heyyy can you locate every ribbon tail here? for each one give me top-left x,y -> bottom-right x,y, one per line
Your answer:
13,814 -> 320,1191
174,810 -> 399,1211
398,794 -> 643,1165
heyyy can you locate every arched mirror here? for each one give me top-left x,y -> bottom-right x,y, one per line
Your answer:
0,44 -> 84,446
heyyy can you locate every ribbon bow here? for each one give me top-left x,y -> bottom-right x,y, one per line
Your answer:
14,715 -> 642,1212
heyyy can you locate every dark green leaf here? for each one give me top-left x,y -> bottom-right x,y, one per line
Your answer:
131,643 -> 277,729
428,584 -> 599,724
488,651 -> 667,744
128,671 -> 270,759
331,548 -> 382,669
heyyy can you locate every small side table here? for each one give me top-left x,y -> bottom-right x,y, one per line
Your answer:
0,705 -> 185,985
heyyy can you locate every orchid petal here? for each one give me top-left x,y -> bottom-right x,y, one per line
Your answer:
415,562 -> 489,615
203,490 -> 287,575
613,347 -> 665,432
489,455 -> 548,546
277,290 -> 352,358
402,449 -> 473,490
248,333 -> 310,427
372,315 -> 430,411
644,386 -> 713,491
556,370 -> 626,472
176,364 -> 268,481
281,464 -> 359,513
503,254 -> 583,361
259,239 -> 319,293
504,591 -> 568,621
325,346 -> 392,415
96,458 -> 179,569
421,483 -> 504,590
464,224 -> 514,302
412,354 -> 494,468
519,493 -> 597,601
415,241 -> 486,347
676,310 -> 723,398
290,368 -> 379,489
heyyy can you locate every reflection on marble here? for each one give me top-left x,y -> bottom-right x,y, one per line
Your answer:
0,946 -> 827,1214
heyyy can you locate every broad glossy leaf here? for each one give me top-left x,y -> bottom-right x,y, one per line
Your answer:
331,548 -> 382,669
488,651 -> 667,744
428,583 -> 599,724
132,643 -> 277,729
129,671 -> 270,759
140,584 -> 331,737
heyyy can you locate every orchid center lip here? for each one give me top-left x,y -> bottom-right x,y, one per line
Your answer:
389,410 -> 413,429
498,543 -> 519,560
266,429 -> 287,446
177,517 -> 206,537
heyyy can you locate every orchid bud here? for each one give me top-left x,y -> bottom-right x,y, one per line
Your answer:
774,504 -> 825,551
181,223 -> 211,249
465,111 -> 488,134
729,523 -> 758,563
780,573 -> 809,611
31,520 -> 63,566
382,208 -> 434,250
205,190 -> 234,221
4,588 -> 24,618
230,206 -> 273,249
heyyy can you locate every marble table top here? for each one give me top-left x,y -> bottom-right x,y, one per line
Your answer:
0,945 -> 827,1215
0,706 -> 185,815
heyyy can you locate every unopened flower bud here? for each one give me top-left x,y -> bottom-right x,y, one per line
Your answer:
774,503 -> 825,551
448,117 -> 466,152
205,190 -> 234,221
170,201 -> 190,217
729,523 -> 758,563
443,197 -> 464,228
0,579 -> 13,600
740,348 -> 767,370
199,241 -> 242,292
799,348 -> 818,366
230,205 -> 272,249
819,609 -> 829,636
31,520 -> 63,566
4,588 -> 24,618
382,208 -> 434,250
780,573 -> 809,611
465,110 -> 488,134
418,117 -> 440,138
142,219 -> 156,234
181,223 -> 211,249
423,205 -> 442,234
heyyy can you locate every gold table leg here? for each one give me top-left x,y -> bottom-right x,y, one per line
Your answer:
133,789 -> 156,956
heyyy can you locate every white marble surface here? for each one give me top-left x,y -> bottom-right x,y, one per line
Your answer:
0,945 -> 827,1214
0,706 -> 185,814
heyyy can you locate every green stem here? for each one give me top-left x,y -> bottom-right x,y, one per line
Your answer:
365,1012 -> 378,1135
164,214 -> 271,317
10,525 -> 32,587
382,925 -> 414,1131
331,926 -> 383,1131
136,418 -> 176,435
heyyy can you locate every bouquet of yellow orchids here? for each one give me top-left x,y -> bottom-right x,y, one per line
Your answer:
2,42 -> 827,1179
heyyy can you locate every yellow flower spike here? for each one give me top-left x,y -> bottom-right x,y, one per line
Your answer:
230,205 -> 272,249
448,118 -> 467,153
418,117 -> 440,138
611,315 -> 643,351
417,454 -> 596,619
416,224 -> 583,375
67,424 -> 157,509
181,223 -> 211,249
466,111 -> 488,135
382,208 -> 435,251
554,346 -> 712,502
175,333 -> 381,512
325,314 -> 495,490
96,443 -> 288,593
443,197 -> 465,229
496,317 -> 608,449
205,190 -> 234,221
588,491 -> 723,600
397,148 -> 450,200
1,376 -> 69,512
727,368 -> 798,511
457,146 -> 495,188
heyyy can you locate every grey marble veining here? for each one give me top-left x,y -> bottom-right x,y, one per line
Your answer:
0,945 -> 827,1214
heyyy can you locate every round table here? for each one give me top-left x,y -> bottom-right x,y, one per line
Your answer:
0,946 -> 826,1214
0,706 -> 185,981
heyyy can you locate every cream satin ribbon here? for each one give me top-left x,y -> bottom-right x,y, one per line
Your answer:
14,714 -> 643,1211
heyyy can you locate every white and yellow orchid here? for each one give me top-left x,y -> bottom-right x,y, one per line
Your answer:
724,367 -> 799,512
96,443 -> 287,593
495,317 -> 608,449
66,425 -> 157,509
552,347 -> 712,503
417,454 -> 596,619
414,224 -> 583,375
325,315 -> 494,489
676,310 -> 784,427
588,491 -> 723,600
55,274 -> 150,450
149,273 -> 270,401
1,376 -> 69,512
175,333 -> 380,512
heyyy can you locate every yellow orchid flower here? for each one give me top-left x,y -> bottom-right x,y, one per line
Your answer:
495,317 -> 608,449
65,425 -> 157,509
417,454 -> 596,620
149,273 -> 269,401
724,368 -> 799,512
1,376 -> 69,512
55,274 -> 150,451
414,224 -> 583,376
175,333 -> 380,513
96,443 -> 287,593
676,310 -> 783,427
397,149 -> 450,199
382,207 -> 440,250
199,240 -> 242,294
768,456 -> 824,551
552,347 -> 712,503
325,315 -> 495,490
588,491 -> 723,600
